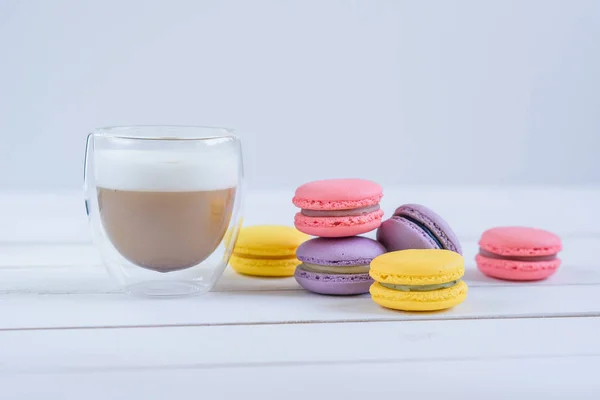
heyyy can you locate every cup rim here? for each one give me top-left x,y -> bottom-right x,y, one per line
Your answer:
91,125 -> 238,141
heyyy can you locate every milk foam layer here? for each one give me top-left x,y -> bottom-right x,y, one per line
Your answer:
95,149 -> 239,191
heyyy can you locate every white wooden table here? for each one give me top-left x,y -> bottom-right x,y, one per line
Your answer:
1,186 -> 599,399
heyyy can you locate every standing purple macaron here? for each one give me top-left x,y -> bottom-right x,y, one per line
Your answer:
376,204 -> 462,254
294,236 -> 386,295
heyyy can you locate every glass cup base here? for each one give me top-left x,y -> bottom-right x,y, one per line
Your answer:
124,280 -> 212,298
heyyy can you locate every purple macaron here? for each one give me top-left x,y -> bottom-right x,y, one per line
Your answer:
294,236 -> 386,295
376,204 -> 462,254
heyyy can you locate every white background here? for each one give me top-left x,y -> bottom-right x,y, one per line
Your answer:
1,0 -> 599,191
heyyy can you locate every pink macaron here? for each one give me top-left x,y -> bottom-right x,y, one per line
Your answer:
475,226 -> 562,281
292,178 -> 384,237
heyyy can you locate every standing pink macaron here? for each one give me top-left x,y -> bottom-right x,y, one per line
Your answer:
292,178 -> 384,237
476,226 -> 562,281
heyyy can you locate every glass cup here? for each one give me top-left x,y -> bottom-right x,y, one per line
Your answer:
84,126 -> 244,297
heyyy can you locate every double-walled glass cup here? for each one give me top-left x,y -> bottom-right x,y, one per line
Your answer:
84,126 -> 244,297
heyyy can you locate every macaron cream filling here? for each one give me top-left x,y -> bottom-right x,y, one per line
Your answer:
379,280 -> 461,292
300,204 -> 381,218
478,248 -> 557,262
299,262 -> 370,275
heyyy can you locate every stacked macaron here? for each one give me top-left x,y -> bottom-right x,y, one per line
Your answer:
295,237 -> 386,295
292,178 -> 385,295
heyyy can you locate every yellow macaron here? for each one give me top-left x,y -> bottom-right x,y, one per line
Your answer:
229,225 -> 310,277
369,249 -> 468,311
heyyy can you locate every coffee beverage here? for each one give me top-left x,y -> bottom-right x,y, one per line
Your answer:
98,187 -> 235,272
94,149 -> 238,273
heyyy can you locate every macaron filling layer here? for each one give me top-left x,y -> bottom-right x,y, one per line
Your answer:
478,249 -> 557,262
379,280 -> 461,292
299,263 -> 370,274
396,215 -> 444,249
300,204 -> 380,217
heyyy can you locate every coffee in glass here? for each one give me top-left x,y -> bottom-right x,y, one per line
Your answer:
84,126 -> 244,297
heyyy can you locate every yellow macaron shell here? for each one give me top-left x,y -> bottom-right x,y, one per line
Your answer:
229,256 -> 302,277
230,225 -> 310,277
370,280 -> 468,312
369,249 -> 465,285
233,225 -> 310,258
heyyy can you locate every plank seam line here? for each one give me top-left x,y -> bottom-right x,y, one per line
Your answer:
1,313 -> 599,332
6,352 -> 600,375
4,279 -> 600,296
0,276 -> 600,296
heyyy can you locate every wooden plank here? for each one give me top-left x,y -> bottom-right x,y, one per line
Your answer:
0,236 -> 596,294
2,356 -> 598,399
1,317 -> 598,373
1,283 -> 600,330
